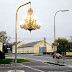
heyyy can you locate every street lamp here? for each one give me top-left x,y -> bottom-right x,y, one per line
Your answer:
15,2 -> 40,72
20,4 -> 40,32
15,2 -> 31,72
54,10 -> 69,63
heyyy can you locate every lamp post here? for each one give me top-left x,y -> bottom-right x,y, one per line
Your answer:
54,10 -> 69,63
15,1 -> 40,72
15,2 -> 31,72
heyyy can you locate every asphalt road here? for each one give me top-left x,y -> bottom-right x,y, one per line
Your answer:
0,60 -> 72,72
3,54 -> 72,72
8,54 -> 72,65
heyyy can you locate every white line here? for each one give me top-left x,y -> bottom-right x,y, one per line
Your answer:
8,70 -> 25,72
22,65 -> 44,72
0,67 -> 11,68
31,66 -> 47,67
0,65 -> 44,72
67,65 -> 72,68
66,70 -> 72,71
48,71 -> 65,72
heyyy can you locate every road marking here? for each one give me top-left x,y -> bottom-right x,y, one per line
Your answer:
66,70 -> 72,71
22,65 -> 44,72
8,70 -> 25,72
67,65 -> 72,68
31,66 -> 48,68
0,65 -> 44,72
0,67 -> 11,68
48,71 -> 65,72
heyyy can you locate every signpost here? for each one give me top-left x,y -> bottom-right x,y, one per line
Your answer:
53,46 -> 57,51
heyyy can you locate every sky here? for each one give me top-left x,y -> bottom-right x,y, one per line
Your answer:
0,0 -> 72,44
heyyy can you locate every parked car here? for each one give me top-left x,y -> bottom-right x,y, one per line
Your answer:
53,53 -> 62,59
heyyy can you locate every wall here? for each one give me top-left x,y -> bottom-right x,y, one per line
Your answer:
12,40 -> 53,54
34,40 -> 53,54
12,41 -> 26,53
0,42 -> 2,52
17,47 -> 34,53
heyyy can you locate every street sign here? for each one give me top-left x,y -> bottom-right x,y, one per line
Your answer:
7,48 -> 10,49
53,46 -> 57,51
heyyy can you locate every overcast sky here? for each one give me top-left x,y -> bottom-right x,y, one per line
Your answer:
0,0 -> 72,44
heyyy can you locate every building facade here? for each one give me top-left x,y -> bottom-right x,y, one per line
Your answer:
0,35 -> 3,52
12,41 -> 26,53
12,40 -> 53,54
0,42 -> 3,52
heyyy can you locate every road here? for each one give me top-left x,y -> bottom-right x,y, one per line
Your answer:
8,54 -> 72,65
0,54 -> 71,72
0,60 -> 72,72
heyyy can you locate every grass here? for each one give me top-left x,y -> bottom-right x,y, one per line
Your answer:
34,55 -> 42,56
45,62 -> 65,66
0,59 -> 31,64
66,58 -> 72,59
46,62 -> 55,64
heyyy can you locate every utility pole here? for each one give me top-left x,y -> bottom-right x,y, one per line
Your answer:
44,37 -> 47,54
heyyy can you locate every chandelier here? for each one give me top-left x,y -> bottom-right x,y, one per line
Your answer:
20,4 -> 40,32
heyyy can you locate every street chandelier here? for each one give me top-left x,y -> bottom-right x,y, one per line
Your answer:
20,3 -> 40,32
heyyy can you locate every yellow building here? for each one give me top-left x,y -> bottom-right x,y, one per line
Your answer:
66,52 -> 72,56
12,40 -> 53,54
0,42 -> 3,52
12,41 -> 26,53
0,35 -> 3,52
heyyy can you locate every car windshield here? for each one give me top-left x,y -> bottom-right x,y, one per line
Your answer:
56,53 -> 60,55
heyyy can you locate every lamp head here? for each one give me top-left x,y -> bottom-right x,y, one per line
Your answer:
61,10 -> 69,12
20,3 -> 41,32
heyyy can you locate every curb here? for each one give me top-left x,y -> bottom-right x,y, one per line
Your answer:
8,70 -> 25,72
44,61 -> 66,66
0,63 -> 22,66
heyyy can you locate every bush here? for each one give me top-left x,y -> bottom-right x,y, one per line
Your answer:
0,59 -> 31,64
0,51 -> 5,59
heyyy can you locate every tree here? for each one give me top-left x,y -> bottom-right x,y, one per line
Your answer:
0,31 -> 7,43
53,38 -> 71,54
0,31 -> 11,53
0,51 -> 5,59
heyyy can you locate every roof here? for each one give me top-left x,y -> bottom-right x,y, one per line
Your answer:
18,41 -> 40,48
12,41 -> 26,46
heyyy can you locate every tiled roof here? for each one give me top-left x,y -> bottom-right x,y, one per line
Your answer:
18,41 -> 40,48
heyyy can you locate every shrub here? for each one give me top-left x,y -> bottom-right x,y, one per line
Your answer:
0,51 -> 5,59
